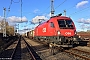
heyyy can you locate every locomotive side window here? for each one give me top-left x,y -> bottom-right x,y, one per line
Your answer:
58,20 -> 74,29
50,22 -> 55,28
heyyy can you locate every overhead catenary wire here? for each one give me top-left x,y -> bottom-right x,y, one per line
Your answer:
69,6 -> 90,16
78,14 -> 90,19
82,15 -> 90,18
64,0 -> 81,11
41,0 -> 67,17
7,0 -> 20,17
42,6 -> 50,14
12,0 -> 20,3
32,0 -> 68,24
63,0 -> 90,17
7,0 -> 13,17
46,0 -> 67,16
54,0 -> 82,16
55,0 -> 67,9
40,0 -> 58,16
8,0 -> 13,10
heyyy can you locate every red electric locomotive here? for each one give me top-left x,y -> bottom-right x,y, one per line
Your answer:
34,14 -> 82,47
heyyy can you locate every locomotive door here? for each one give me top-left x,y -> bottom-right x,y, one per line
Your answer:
48,22 -> 56,36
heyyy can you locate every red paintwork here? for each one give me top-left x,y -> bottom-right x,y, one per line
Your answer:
34,16 -> 76,37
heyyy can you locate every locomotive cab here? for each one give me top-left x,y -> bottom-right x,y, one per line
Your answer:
50,16 -> 82,47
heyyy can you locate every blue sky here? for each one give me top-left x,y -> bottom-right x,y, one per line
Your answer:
0,0 -> 90,34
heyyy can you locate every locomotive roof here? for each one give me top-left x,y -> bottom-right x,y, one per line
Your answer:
36,16 -> 71,27
51,16 -> 71,19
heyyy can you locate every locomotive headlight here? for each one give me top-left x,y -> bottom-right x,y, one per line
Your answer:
57,31 -> 61,35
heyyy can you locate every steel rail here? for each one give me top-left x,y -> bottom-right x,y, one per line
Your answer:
23,39 -> 36,60
23,38 -> 42,60
65,49 -> 90,60
72,48 -> 90,54
10,37 -> 20,60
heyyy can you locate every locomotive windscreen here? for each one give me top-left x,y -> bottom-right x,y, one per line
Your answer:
57,20 -> 74,29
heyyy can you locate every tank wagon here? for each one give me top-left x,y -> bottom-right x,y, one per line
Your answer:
28,14 -> 83,48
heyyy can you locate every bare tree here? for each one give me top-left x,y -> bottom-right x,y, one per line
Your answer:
0,20 -> 14,36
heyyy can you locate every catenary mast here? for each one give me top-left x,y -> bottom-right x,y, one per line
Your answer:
3,8 -> 6,37
51,0 -> 55,17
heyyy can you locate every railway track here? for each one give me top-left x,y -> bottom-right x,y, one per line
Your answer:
0,36 -> 42,60
22,37 -> 42,60
12,36 -> 42,60
11,36 -> 21,60
64,48 -> 90,60
0,37 -> 19,60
